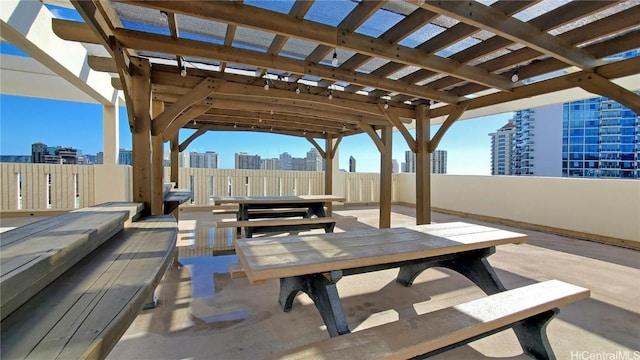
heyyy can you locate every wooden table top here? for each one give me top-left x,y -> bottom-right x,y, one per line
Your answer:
212,195 -> 345,205
235,222 -> 527,284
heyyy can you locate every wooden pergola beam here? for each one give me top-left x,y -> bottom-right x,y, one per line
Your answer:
429,104 -> 468,153
120,1 -> 514,92
163,104 -> 213,141
359,123 -> 385,154
415,1 -> 600,70
379,104 -> 416,153
431,56 -> 640,118
566,72 -> 640,114
151,78 -> 221,136
112,27 -> 460,104
178,128 -> 206,152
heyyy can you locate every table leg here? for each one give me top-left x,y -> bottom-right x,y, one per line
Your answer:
396,247 -> 505,293
238,205 -> 249,236
279,270 -> 349,337
307,203 -> 326,218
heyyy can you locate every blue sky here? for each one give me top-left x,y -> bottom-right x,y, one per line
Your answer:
0,93 -> 511,174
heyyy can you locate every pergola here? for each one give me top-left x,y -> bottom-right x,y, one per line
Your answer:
50,0 -> 639,227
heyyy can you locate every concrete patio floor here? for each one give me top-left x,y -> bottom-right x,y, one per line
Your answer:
3,205 -> 638,359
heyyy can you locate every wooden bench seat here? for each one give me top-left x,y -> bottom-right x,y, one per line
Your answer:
268,280 -> 590,360
216,216 -> 357,238
0,214 -> 178,360
0,202 -> 143,320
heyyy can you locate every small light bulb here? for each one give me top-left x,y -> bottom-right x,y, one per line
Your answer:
180,68 -> 187,77
332,50 -> 338,67
295,86 -> 300,94
264,80 -> 269,90
234,123 -> 237,128
270,110 -> 274,115
384,100 -> 389,110
328,90 -> 333,100
511,70 -> 519,83
193,119 -> 196,125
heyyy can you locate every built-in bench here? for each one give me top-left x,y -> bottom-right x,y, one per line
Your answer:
0,202 -> 178,359
216,215 -> 357,238
268,279 -> 590,360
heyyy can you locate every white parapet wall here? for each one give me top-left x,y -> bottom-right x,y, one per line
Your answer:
397,173 -> 640,243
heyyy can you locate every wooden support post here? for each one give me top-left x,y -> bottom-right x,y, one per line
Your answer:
131,57 -> 152,215
151,100 -> 164,215
169,134 -> 180,221
379,126 -> 392,229
415,105 -> 431,225
325,135 -> 334,216
170,134 -> 179,187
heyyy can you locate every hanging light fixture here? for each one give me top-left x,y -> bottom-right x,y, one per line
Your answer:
511,68 -> 519,83
384,100 -> 389,110
193,119 -> 196,125
180,57 -> 187,77
264,78 -> 269,90
328,90 -> 333,100
295,85 -> 300,94
332,49 -> 339,67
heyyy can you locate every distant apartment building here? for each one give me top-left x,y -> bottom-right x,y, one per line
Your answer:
235,152 -> 261,169
305,148 -> 323,171
489,121 -> 516,175
279,152 -> 292,170
392,159 -> 399,174
431,150 -> 447,174
491,95 -> 638,179
261,158 -> 281,170
189,151 -> 219,169
403,150 -> 448,174
31,142 -> 83,164
349,156 -> 356,172
118,149 -> 133,166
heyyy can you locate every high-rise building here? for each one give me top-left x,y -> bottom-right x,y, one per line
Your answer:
405,151 -> 416,173
305,148 -> 322,171
490,95 -> 638,179
31,142 -> 47,163
349,156 -> 356,172
291,158 -> 306,171
261,158 -> 281,170
235,152 -> 261,169
189,151 -> 219,168
118,149 -> 133,166
563,96 -> 638,178
404,150 -> 447,174
431,150 -> 447,174
96,152 -> 104,165
392,159 -> 399,174
489,120 -> 516,175
279,152 -> 292,170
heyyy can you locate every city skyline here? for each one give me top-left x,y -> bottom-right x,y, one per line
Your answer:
0,94 -> 511,174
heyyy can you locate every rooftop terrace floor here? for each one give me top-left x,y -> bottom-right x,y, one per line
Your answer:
3,206 -> 638,359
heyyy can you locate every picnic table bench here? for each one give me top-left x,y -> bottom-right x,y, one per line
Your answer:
213,195 -> 355,238
235,222 -> 590,359
0,202 -> 178,359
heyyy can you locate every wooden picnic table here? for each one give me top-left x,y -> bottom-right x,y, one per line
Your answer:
212,195 -> 345,219
213,195 -> 349,237
235,222 -> 528,337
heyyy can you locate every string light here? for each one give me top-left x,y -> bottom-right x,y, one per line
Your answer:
264,78 -> 269,90
342,124 -> 346,131
160,11 -> 169,21
193,119 -> 196,125
332,49 -> 338,67
234,123 -> 237,128
295,85 -> 300,94
328,90 -> 333,100
384,100 -> 389,110
511,69 -> 519,83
